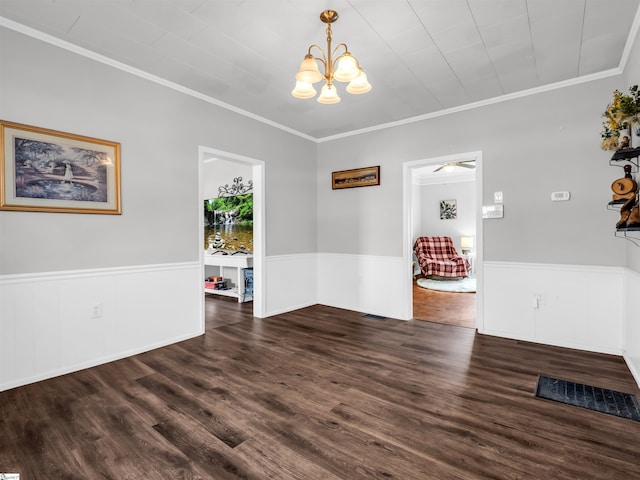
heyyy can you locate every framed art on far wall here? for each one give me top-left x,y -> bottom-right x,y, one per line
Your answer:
332,165 -> 380,190
440,199 -> 457,219
0,120 -> 121,214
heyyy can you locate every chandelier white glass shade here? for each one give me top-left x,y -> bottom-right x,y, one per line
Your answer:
292,10 -> 371,104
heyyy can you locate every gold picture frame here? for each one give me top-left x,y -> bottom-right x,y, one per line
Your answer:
0,120 -> 121,214
331,165 -> 380,190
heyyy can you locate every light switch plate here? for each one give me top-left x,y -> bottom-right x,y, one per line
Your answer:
494,191 -> 503,204
482,204 -> 504,219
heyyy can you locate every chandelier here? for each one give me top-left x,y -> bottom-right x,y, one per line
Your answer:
292,10 -> 372,104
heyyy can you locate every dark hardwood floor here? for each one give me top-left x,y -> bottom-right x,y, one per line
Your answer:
413,278 -> 476,328
2,295 -> 640,479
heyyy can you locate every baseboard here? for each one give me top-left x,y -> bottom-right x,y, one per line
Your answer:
481,329 -> 624,356
623,352 -> 640,389
0,329 -> 202,392
0,262 -> 203,392
265,301 -> 318,317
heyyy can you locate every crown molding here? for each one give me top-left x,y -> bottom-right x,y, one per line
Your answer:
0,15 -> 630,145
316,68 -> 622,142
619,2 -> 640,72
0,16 -> 317,143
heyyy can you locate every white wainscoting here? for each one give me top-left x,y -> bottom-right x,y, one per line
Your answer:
483,261 -> 624,355
624,269 -> 640,387
0,262 -> 203,392
317,253 -> 408,320
264,254 -> 317,316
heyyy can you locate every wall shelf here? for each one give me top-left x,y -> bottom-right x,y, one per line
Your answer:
615,227 -> 640,246
610,147 -> 640,172
610,148 -> 640,244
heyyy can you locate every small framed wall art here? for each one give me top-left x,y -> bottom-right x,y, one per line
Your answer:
440,199 -> 457,219
0,120 -> 121,214
332,165 -> 380,190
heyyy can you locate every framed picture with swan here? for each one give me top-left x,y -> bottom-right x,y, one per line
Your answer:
0,120 -> 121,214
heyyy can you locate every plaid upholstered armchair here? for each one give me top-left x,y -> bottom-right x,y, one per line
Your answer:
413,236 -> 471,279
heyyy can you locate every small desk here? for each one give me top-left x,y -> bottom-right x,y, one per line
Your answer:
204,251 -> 253,302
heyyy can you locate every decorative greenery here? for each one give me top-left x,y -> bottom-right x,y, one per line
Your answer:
204,193 -> 253,225
601,85 -> 640,150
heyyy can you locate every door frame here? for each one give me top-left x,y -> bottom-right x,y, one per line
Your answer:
402,150 -> 484,330
199,146 -> 266,319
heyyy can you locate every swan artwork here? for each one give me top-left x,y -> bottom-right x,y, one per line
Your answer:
63,161 -> 74,183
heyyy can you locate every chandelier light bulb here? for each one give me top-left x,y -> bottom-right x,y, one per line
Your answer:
295,54 -> 323,84
291,80 -> 317,99
292,10 -> 371,104
334,53 -> 360,82
346,70 -> 372,94
318,83 -> 341,104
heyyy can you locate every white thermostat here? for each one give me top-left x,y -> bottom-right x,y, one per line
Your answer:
551,191 -> 571,202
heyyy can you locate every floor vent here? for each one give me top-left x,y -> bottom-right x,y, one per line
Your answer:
362,313 -> 387,320
535,375 -> 640,422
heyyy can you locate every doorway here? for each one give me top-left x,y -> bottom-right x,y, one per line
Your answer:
199,146 -> 265,319
402,151 -> 483,330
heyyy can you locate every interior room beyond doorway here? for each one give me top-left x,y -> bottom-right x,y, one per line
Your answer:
199,146 -> 265,319
409,154 -> 479,329
412,281 -> 476,328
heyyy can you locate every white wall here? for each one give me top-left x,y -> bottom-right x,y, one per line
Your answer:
0,26 -> 317,391
483,262 -> 624,355
203,159 -> 252,200
413,179 -> 476,252
2,18 -> 640,391
316,71 -> 631,353
317,253 -> 406,319
624,269 -> 640,386
0,263 -> 202,391
318,78 -> 625,266
0,27 -> 318,275
265,254 -> 317,316
622,21 -> 640,386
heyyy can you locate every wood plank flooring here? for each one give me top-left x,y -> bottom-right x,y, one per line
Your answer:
2,296 -> 640,479
413,278 -> 476,328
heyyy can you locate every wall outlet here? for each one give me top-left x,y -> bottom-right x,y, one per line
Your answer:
532,294 -> 544,309
91,303 -> 102,318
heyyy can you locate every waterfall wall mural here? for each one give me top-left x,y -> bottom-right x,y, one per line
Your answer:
203,193 -> 253,251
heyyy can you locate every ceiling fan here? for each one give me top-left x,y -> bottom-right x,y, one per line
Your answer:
433,160 -> 476,172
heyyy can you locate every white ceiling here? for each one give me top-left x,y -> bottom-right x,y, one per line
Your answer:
1,0 -> 639,140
